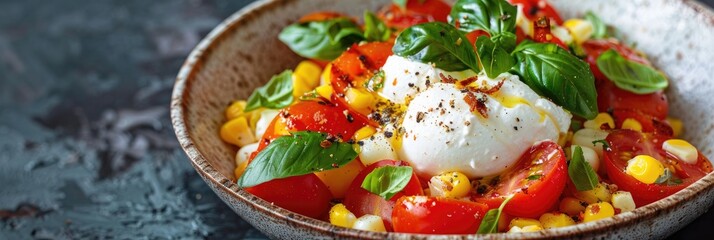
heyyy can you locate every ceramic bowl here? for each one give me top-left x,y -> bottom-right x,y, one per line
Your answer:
171,0 -> 714,238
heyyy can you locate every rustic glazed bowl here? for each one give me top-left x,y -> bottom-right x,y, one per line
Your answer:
171,0 -> 714,238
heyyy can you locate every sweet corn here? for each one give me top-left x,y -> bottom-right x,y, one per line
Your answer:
353,126 -> 377,141
621,118 -> 643,132
320,63 -> 333,86
329,204 -> 357,228
667,118 -> 683,137
235,142 -> 259,178
315,84 -> 334,99
225,100 -> 247,120
559,197 -> 588,216
508,225 -> 543,233
563,18 -> 594,44
352,214 -> 386,232
569,145 -> 600,171
292,74 -> 313,98
583,113 -> 615,130
220,116 -> 257,147
626,155 -> 665,184
428,171 -> 471,199
611,191 -> 636,213
572,128 -> 610,158
509,218 -> 543,229
574,183 -> 612,204
662,139 -> 698,164
294,60 -> 322,89
539,213 -> 576,229
345,87 -> 376,114
316,160 -> 364,198
583,202 -> 615,223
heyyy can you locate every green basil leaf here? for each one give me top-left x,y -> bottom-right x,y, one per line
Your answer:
511,41 -> 598,119
237,131 -> 358,188
364,11 -> 391,42
278,18 -> 365,61
244,70 -> 294,112
476,194 -> 515,234
584,11 -> 606,39
596,49 -> 668,94
527,174 -> 543,181
568,146 -> 599,191
476,36 -> 516,78
393,22 -> 480,72
449,0 -> 517,37
591,139 -> 611,151
361,166 -> 413,200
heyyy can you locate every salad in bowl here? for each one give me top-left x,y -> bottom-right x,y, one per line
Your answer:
216,0 -> 712,234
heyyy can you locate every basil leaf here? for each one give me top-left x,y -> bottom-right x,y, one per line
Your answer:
585,11 -> 606,39
568,146 -> 599,191
527,174 -> 543,181
596,49 -> 668,94
592,139 -> 611,151
511,41 -> 598,119
364,11 -> 391,42
237,131 -> 358,188
361,166 -> 413,200
476,36 -> 516,78
245,70 -> 294,112
393,22 -> 480,72
476,194 -> 514,234
278,18 -> 365,61
450,0 -> 517,48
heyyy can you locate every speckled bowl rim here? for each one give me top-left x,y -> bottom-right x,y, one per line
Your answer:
171,0 -> 714,238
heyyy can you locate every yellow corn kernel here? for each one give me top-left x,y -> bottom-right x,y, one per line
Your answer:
428,171 -> 471,199
563,18 -> 594,44
539,213 -> 576,229
667,118 -> 683,137
225,101 -> 247,120
621,118 -> 643,132
292,74 -> 312,98
583,202 -> 615,223
662,139 -> 698,164
345,88 -> 376,114
626,155 -> 665,184
329,204 -> 357,228
220,116 -> 257,147
611,191 -> 636,213
315,84 -> 334,99
320,63 -> 333,86
508,225 -> 543,233
353,126 -> 376,141
316,160 -> 364,198
294,60 -> 322,89
574,183 -> 612,204
559,197 -> 588,216
583,112 -> 615,130
352,214 -> 386,232
509,218 -> 543,229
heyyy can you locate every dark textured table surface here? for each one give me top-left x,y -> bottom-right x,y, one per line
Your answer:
0,0 -> 712,239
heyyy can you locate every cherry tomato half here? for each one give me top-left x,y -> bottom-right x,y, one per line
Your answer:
472,141 -> 568,218
604,130 -> 713,206
244,174 -> 333,219
392,196 -> 490,234
378,0 -> 451,29
342,160 -> 424,230
596,76 -> 669,121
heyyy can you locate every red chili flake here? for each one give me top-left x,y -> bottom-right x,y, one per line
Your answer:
467,80 -> 505,95
320,140 -> 332,148
458,76 -> 478,87
464,92 -> 489,118
439,73 -> 457,83
591,204 -> 601,214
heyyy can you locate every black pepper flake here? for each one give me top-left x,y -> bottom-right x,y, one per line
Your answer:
384,131 -> 393,138
425,79 -> 431,87
346,139 -> 355,144
345,112 -> 354,123
415,72 -> 420,76
513,126 -> 518,131
408,82 -> 415,87
476,184 -> 487,194
357,141 -> 364,146
516,117 -> 521,122
280,111 -> 290,118
416,112 -> 425,123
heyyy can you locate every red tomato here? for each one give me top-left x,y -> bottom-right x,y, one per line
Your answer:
342,160 -> 424,230
604,130 -> 713,206
532,16 -> 568,49
509,0 -> 564,25
244,174 -> 333,219
378,0 -> 451,29
596,77 -> 669,121
391,196 -> 490,234
611,109 -> 673,136
472,141 -> 568,218
582,39 -> 650,84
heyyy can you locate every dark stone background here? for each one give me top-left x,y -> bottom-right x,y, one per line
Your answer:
0,0 -> 711,239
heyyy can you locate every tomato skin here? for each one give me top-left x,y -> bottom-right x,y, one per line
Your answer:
472,141 -> 568,218
597,78 -> 669,121
378,0 -> 451,29
244,174 -> 333,219
392,196 -> 490,234
342,160 -> 424,230
611,109 -> 673,136
509,0 -> 564,25
604,130 -> 713,206
532,17 -> 568,49
582,39 -> 651,85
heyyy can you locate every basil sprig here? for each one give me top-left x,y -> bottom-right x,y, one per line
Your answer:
361,166 -> 413,200
511,41 -> 598,119
568,146 -> 599,191
245,70 -> 294,112
279,18 -> 365,61
450,0 -> 517,51
237,131 -> 358,188
364,11 -> 391,42
476,36 -> 515,78
585,11 -> 607,39
476,195 -> 514,234
596,49 -> 668,94
393,22 -> 480,72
